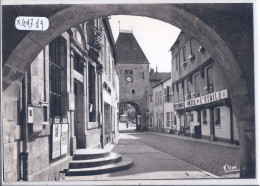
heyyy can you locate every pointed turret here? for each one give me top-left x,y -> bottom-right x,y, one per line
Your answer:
116,31 -> 149,64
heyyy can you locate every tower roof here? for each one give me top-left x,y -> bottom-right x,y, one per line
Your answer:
116,32 -> 149,64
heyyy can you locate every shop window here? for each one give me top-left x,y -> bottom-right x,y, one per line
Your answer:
124,70 -> 133,74
49,36 -> 66,119
88,63 -> 96,122
215,108 -> 221,126
202,109 -> 207,125
206,66 -> 214,93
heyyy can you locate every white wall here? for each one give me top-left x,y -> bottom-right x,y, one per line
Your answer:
214,106 -> 231,140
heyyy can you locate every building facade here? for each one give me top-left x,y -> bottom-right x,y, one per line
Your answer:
148,75 -> 174,133
170,31 -> 239,143
3,18 -> 119,182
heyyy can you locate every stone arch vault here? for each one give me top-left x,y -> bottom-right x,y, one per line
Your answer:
2,4 -> 254,178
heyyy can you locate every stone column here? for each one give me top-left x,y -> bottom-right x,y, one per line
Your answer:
238,119 -> 255,178
232,94 -> 255,178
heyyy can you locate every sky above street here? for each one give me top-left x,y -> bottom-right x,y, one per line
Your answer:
109,15 -> 181,73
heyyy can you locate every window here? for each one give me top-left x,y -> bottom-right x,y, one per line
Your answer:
124,70 -> 133,74
190,113 -> 194,122
150,95 -> 153,102
178,83 -> 182,102
43,106 -> 48,123
108,49 -> 111,78
156,113 -> 159,126
176,54 -> 179,70
160,113 -> 164,127
150,117 -> 153,127
202,110 -> 207,125
190,39 -> 193,55
206,66 -> 214,93
187,79 -> 190,94
176,83 -> 179,103
197,111 -> 201,122
184,114 -> 188,127
49,37 -> 66,118
164,86 -> 172,102
194,74 -> 199,94
166,112 -> 171,127
89,63 -> 96,122
215,108 -> 221,126
73,53 -> 84,75
132,89 -> 135,94
183,46 -> 186,62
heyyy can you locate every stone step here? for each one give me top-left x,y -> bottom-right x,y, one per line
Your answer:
73,148 -> 111,160
69,152 -> 122,169
65,157 -> 133,176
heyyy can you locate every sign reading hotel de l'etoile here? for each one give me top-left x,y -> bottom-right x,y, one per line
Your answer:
185,89 -> 228,108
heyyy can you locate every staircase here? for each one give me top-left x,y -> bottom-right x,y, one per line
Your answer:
65,149 -> 133,176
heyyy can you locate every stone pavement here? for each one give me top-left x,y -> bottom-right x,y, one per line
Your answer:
63,133 -> 214,181
132,132 -> 240,177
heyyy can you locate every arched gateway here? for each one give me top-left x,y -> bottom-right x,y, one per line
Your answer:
2,4 -> 254,178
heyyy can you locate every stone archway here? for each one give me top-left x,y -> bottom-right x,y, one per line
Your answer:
2,4 -> 254,178
119,102 -> 142,130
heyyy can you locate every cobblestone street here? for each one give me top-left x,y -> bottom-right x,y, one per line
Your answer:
131,132 -> 240,177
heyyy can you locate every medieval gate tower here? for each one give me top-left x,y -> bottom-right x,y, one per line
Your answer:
116,31 -> 150,130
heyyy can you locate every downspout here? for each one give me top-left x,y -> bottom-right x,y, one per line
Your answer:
230,102 -> 234,144
21,73 -> 29,181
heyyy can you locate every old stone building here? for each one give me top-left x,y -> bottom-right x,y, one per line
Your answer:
116,31 -> 150,130
148,71 -> 173,132
2,18 -> 119,182
170,31 -> 239,144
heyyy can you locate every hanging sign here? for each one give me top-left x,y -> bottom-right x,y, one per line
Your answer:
185,89 -> 228,108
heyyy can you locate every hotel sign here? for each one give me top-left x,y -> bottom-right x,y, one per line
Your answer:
185,89 -> 228,108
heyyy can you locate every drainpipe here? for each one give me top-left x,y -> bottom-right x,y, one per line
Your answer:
230,102 -> 234,144
21,73 -> 29,181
